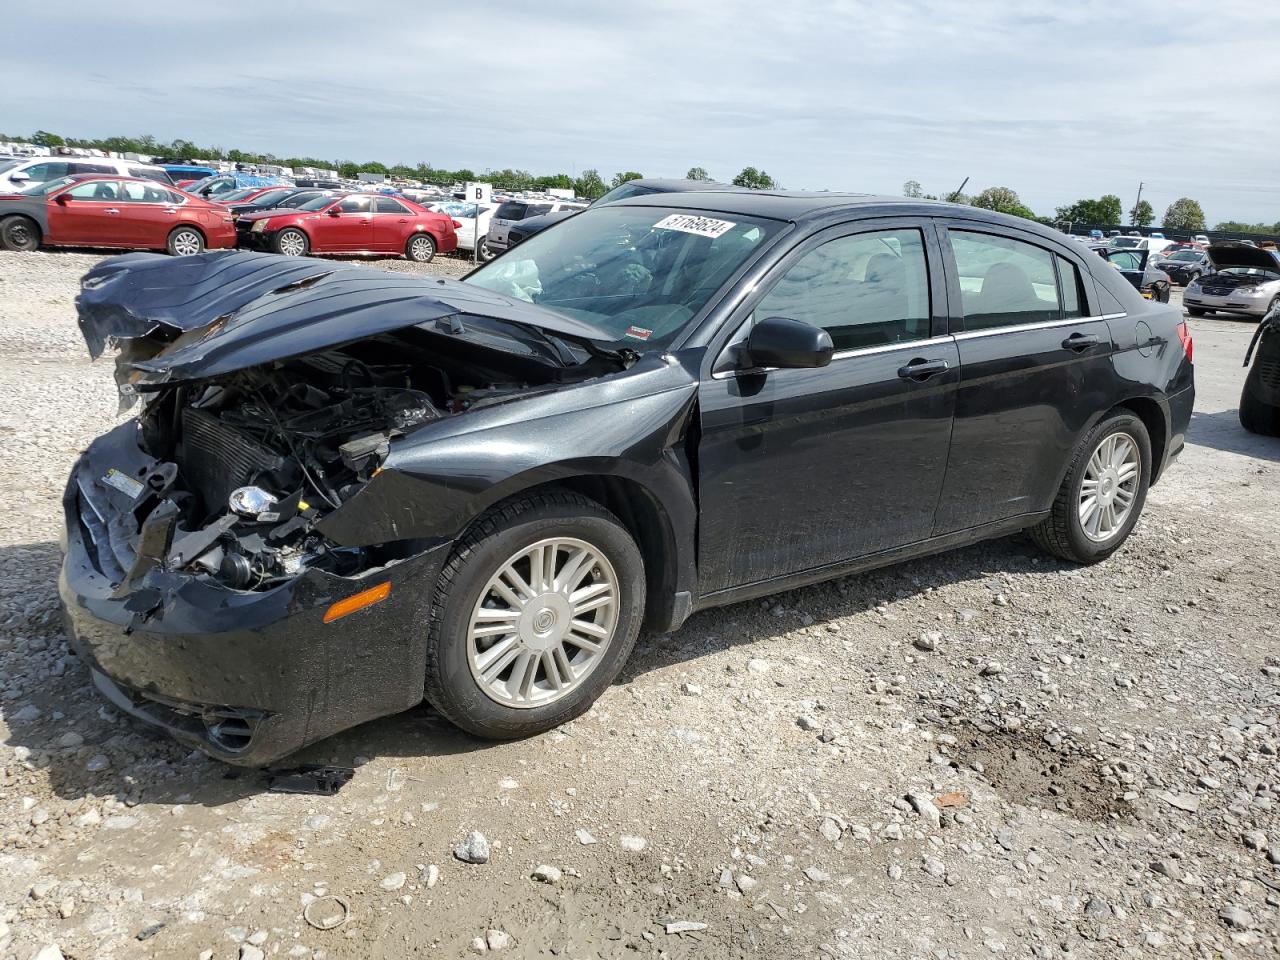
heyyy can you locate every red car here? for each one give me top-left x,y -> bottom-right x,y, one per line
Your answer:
236,193 -> 458,261
0,175 -> 236,255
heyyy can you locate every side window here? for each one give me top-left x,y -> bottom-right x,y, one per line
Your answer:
950,231 -> 1061,330
120,182 -> 173,203
129,166 -> 172,184
337,196 -> 371,213
67,180 -> 120,200
1056,256 -> 1086,318
375,197 -> 409,214
70,163 -> 113,175
524,204 -> 553,218
21,162 -> 69,183
752,228 -> 933,351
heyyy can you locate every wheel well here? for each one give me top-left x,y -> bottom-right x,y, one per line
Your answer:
1113,397 -> 1167,484
484,476 -> 679,630
1,213 -> 41,237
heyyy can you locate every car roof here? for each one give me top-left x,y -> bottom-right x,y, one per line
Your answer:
614,190 -> 1069,240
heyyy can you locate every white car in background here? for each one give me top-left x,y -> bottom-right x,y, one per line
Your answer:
485,199 -> 587,260
427,200 -> 499,258
0,155 -> 172,193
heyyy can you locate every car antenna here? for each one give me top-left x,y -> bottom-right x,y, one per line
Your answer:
946,177 -> 969,203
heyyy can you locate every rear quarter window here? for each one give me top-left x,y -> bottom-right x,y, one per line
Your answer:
130,166 -> 174,184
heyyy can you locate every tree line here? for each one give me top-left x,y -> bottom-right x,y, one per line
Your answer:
3,130 -> 778,200
903,180 -> 1220,233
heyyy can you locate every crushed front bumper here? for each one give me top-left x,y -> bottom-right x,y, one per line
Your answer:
59,425 -> 452,766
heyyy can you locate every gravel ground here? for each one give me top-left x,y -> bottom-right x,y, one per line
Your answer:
0,249 -> 1277,960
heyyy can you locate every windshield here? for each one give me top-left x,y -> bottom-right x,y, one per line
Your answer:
1168,251 -> 1201,262
296,194 -> 341,211
218,188 -> 260,202
18,175 -> 75,196
465,205 -> 782,349
1109,237 -> 1141,248
593,182 -> 659,206
280,191 -> 322,208
0,159 -> 24,176
249,188 -> 293,206
1220,266 -> 1280,280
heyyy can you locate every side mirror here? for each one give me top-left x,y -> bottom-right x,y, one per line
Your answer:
10,171 -> 30,183
327,207 -> 342,217
54,193 -> 72,204
745,317 -> 834,369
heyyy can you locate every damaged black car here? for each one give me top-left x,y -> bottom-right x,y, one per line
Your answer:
61,194 -> 1194,765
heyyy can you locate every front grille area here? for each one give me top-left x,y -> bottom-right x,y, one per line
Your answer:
1204,287 -> 1229,296
180,407 -> 285,514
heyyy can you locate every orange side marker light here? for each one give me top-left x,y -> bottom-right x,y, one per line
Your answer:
323,582 -> 391,623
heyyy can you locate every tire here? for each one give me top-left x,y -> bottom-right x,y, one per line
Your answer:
1187,307 -> 1207,317
478,238 -> 495,262
424,491 -> 645,740
166,226 -> 204,257
405,233 -> 435,263
1030,411 -> 1153,564
273,228 -> 309,257
1239,376 -> 1280,436
1,215 -> 41,251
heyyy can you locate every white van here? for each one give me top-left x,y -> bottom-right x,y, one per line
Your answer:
1107,235 -> 1177,256
0,156 -> 173,194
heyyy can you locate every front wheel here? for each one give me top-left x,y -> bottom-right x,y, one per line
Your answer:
166,226 -> 205,257
1030,411 -> 1152,563
273,228 -> 309,257
1187,307 -> 1207,317
424,491 -> 645,739
405,233 -> 435,263
1,216 -> 41,251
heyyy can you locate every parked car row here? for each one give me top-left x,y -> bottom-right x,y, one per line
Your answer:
0,176 -> 459,261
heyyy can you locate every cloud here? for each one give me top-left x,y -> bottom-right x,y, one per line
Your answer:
6,0 -> 1279,222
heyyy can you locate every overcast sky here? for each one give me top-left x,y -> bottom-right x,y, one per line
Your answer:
8,1 -> 1280,223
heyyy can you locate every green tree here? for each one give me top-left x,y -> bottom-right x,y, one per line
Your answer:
452,168 -> 476,183
338,161 -> 359,179
31,130 -> 65,147
1163,198 -> 1206,232
534,174 -> 574,191
1055,195 -> 1122,226
902,180 -> 923,199
686,166 -> 711,181
971,186 -> 1036,220
1129,199 -> 1155,228
574,169 -> 607,199
358,161 -> 389,175
1214,221 -> 1277,234
611,171 -> 644,187
732,166 -> 777,190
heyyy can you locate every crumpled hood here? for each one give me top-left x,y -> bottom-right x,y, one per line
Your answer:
76,251 -> 617,385
1208,241 -> 1280,273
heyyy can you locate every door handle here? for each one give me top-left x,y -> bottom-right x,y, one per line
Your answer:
897,358 -> 949,381
1062,333 -> 1100,351
104,208 -> 120,215
162,207 -> 177,214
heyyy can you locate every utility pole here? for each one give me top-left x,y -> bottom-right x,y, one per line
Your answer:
1132,182 -> 1144,229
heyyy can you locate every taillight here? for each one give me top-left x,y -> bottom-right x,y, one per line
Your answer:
451,219 -> 462,229
1176,321 -> 1193,361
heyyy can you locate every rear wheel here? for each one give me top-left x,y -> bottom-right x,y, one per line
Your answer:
274,228 -> 309,257
1030,411 -> 1152,564
405,233 -> 435,263
1,215 -> 41,251
424,491 -> 645,739
478,238 -> 495,262
166,226 -> 204,256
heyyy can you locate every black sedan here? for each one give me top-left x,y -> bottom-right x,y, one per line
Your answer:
1241,301 -> 1280,435
1154,249 -> 1211,286
62,195 -> 1194,765
225,188 -> 336,219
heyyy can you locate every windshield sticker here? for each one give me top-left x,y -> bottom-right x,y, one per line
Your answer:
653,214 -> 736,239
624,325 -> 653,341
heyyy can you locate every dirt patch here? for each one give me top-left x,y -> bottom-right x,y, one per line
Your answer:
948,726 -> 1130,822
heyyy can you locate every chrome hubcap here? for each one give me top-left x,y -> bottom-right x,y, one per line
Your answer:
467,537 -> 618,708
173,231 -> 200,256
280,233 -> 305,256
1079,432 -> 1140,542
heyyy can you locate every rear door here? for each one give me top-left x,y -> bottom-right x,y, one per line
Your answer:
118,181 -> 185,248
932,224 -> 1115,533
370,196 -> 415,251
697,220 -> 958,594
487,201 -> 527,247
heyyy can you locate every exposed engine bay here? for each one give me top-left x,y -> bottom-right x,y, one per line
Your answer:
133,338 -> 560,591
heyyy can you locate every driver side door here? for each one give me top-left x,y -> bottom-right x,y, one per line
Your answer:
316,195 -> 373,251
696,220 -> 958,596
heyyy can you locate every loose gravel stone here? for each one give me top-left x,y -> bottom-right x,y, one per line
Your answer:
454,832 -> 491,864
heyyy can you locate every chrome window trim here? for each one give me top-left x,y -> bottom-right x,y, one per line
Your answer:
710,334 -> 954,380
951,314 -> 1111,341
